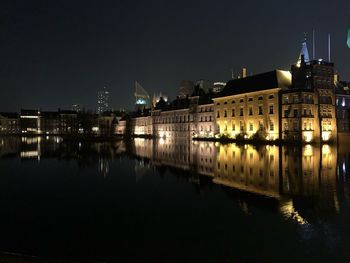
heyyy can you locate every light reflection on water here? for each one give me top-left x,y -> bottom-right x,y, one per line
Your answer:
0,136 -> 350,261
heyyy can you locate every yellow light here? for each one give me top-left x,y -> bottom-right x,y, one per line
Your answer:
322,144 -> 331,155
322,131 -> 331,141
303,131 -> 313,142
303,144 -> 313,156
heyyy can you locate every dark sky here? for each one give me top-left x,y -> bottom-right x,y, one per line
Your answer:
1,0 -> 349,112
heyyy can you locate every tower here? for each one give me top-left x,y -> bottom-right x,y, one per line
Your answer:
347,27 -> 350,48
97,86 -> 110,114
134,81 -> 151,110
296,35 -> 310,67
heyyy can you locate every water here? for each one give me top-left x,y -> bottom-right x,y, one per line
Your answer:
0,136 -> 350,262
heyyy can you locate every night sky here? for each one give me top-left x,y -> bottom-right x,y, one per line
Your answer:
1,0 -> 349,112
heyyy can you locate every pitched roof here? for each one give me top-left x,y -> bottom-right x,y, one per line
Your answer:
217,70 -> 291,98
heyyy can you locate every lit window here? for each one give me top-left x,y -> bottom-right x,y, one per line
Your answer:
249,123 -> 253,131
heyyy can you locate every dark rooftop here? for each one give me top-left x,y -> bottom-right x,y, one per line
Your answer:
218,70 -> 290,98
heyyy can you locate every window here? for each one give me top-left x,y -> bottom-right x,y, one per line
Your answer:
249,123 -> 253,131
240,98 -> 244,103
232,109 -> 235,117
270,122 -> 274,131
293,95 -> 299,103
269,105 -> 274,114
248,97 -> 253,102
284,109 -> 288,117
217,102 -> 220,105
240,121 -> 244,131
269,94 -> 274,99
249,107 -> 253,116
293,109 -> 298,117
258,106 -> 263,115
258,96 -> 263,101
217,111 -> 220,118
224,101 -> 227,105
293,121 -> 298,131
259,121 -> 263,131
232,100 -> 235,104
232,124 -> 235,131
240,108 -> 244,116
283,96 -> 289,103
224,110 -> 227,117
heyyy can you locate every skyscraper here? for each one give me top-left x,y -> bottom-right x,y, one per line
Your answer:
347,27 -> 350,48
97,87 -> 110,114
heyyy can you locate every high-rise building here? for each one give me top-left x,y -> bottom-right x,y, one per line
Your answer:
347,27 -> 350,48
97,87 -> 110,114
135,81 -> 151,110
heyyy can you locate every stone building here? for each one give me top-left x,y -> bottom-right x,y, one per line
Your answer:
0,112 -> 20,134
281,58 -> 338,143
213,70 -> 291,140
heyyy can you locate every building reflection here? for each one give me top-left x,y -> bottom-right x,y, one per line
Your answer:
128,138 -> 348,224
0,136 -> 349,223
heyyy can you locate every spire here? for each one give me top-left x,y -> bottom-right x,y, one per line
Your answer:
296,34 -> 310,67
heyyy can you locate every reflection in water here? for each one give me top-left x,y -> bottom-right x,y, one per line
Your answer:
0,136 -> 350,225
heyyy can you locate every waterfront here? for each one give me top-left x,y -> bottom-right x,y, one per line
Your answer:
0,137 -> 350,262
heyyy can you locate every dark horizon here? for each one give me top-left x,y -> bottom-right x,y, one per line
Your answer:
1,0 -> 350,112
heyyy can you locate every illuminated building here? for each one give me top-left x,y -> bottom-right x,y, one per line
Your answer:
135,81 -> 151,110
97,86 -> 110,114
213,70 -> 291,140
335,81 -> 350,134
20,109 -> 41,134
347,27 -> 350,48
282,54 -> 337,142
0,112 -> 20,134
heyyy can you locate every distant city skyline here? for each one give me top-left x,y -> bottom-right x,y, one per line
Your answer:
1,0 -> 349,112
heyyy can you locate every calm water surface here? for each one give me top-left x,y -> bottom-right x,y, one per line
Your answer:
0,136 -> 350,262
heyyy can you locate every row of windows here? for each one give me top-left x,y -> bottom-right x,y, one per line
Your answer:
199,116 -> 213,122
283,108 -> 313,118
217,105 -> 274,118
198,107 -> 213,112
154,115 -> 190,124
216,95 -> 275,106
200,125 -> 212,132
283,94 -> 314,104
283,122 -> 313,131
221,121 -> 275,132
217,163 -> 276,177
